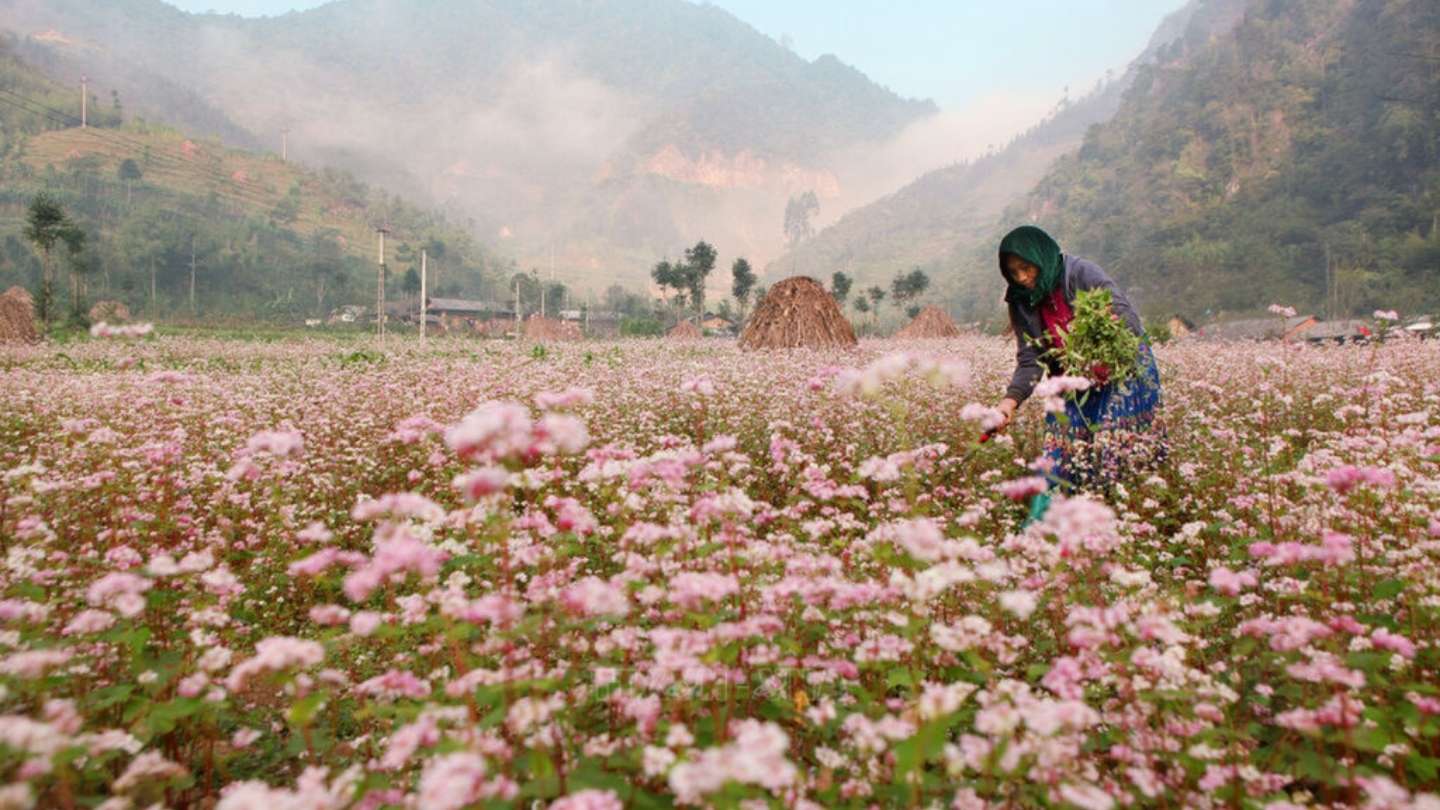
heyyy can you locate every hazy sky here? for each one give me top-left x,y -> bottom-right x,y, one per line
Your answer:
162,0 -> 1187,109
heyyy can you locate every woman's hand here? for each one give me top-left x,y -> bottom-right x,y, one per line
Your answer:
995,398 -> 1019,432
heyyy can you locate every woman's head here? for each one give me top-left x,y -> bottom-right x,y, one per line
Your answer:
1003,254 -> 1040,289
999,225 -> 1063,307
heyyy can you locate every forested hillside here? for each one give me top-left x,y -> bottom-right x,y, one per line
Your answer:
957,0 -> 1440,321
0,35 -> 499,323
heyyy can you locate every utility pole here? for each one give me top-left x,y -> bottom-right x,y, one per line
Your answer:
420,248 -> 428,341
189,237 -> 199,317
281,128 -> 290,162
80,76 -> 88,128
376,225 -> 390,344
514,277 -> 521,326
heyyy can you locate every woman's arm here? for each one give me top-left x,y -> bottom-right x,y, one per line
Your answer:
1070,258 -> 1144,336
1004,307 -> 1044,406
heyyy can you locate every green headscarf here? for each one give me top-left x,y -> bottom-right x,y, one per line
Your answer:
999,225 -> 1064,308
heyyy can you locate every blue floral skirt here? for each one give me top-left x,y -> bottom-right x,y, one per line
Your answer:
1040,342 -> 1166,493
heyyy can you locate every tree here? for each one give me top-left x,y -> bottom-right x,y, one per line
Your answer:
865,286 -> 885,329
118,159 -> 143,206
402,267 -> 422,302
731,257 -> 756,323
683,241 -> 717,320
545,282 -> 568,315
651,259 -> 687,311
831,271 -> 852,306
309,230 -> 346,317
784,191 -> 819,247
23,193 -> 85,327
890,268 -> 930,313
511,272 -> 544,318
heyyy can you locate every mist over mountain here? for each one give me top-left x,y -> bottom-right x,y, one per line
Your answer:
0,0 -> 944,292
768,0 -> 1251,301
971,0 -> 1440,321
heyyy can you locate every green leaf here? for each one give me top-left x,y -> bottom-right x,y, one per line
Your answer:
1372,579 -> 1406,600
287,692 -> 328,727
87,684 -> 134,712
144,697 -> 204,736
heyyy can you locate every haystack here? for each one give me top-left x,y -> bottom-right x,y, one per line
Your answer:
89,300 -> 132,324
895,305 -> 962,339
739,276 -> 857,350
0,287 -> 39,344
667,320 -> 702,340
524,315 -> 582,342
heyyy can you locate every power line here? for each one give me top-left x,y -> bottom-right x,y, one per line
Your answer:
0,88 -> 310,217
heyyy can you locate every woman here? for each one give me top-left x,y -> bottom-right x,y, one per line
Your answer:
992,225 -> 1165,517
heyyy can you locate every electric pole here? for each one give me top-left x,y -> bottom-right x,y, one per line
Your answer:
80,75 -> 88,128
514,277 -> 521,326
376,225 -> 389,344
281,128 -> 290,162
189,236 -> 200,317
420,248 -> 428,341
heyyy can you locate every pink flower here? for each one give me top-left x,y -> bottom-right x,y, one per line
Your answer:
0,648 -> 74,678
1033,376 -> 1091,399
62,610 -> 116,636
959,403 -> 1005,432
535,387 -> 595,410
1326,465 -> 1395,494
86,573 -> 152,616
349,611 -> 384,636
1372,628 -> 1416,659
681,377 -> 716,397
243,429 -> 304,458
417,752 -> 488,810
354,669 -> 431,700
996,477 -> 1047,500
454,467 -> 510,500
224,637 -> 324,691
446,401 -> 535,462
1207,566 -> 1257,596
308,605 -> 352,626
343,534 -> 447,602
351,492 -> 445,524
559,577 -> 629,618
295,522 -> 334,544
894,518 -> 945,562
549,789 -> 623,810
546,496 -> 598,535
1373,309 -> 1399,321
669,572 -> 739,609
533,413 -> 590,456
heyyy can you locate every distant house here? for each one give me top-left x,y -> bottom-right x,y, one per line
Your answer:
425,298 -> 516,336
327,305 -> 367,325
584,311 -> 622,339
1195,315 -> 1317,342
1403,318 -> 1436,338
1303,319 -> 1373,344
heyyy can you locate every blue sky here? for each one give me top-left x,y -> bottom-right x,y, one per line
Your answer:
162,0 -> 1187,109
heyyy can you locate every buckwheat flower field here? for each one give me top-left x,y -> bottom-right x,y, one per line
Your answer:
1,334 -> 1437,809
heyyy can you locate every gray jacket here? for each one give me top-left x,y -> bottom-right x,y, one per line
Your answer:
1005,255 -> 1144,404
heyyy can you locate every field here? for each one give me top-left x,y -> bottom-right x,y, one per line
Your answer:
0,333 -> 1437,809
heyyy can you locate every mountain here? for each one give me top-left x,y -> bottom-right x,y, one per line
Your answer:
989,0 -> 1440,321
0,34 -> 496,322
768,0 -> 1251,315
0,0 -> 938,291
